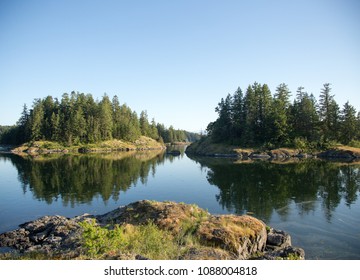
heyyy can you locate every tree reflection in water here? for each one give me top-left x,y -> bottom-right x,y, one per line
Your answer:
190,157 -> 360,223
3,150 -> 165,207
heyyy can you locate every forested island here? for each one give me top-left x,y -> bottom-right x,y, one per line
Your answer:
0,91 -> 200,150
187,82 -> 360,158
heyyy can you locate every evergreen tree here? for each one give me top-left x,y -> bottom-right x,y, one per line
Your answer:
340,101 -> 358,144
139,110 -> 151,137
290,87 -> 320,142
84,94 -> 100,143
70,106 -> 86,144
149,118 -> 159,140
271,83 -> 291,145
231,87 -> 245,142
29,99 -> 44,141
99,94 -> 113,140
128,111 -> 141,141
156,123 -> 168,142
112,95 -> 122,139
16,104 -> 30,143
242,85 -> 257,146
208,94 -> 233,143
50,112 -> 60,141
258,83 -> 273,144
42,96 -> 55,140
318,83 -> 340,141
59,93 -> 72,144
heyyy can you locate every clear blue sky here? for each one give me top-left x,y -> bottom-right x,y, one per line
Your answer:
0,0 -> 359,132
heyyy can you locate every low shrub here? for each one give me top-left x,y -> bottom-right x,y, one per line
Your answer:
79,219 -> 180,259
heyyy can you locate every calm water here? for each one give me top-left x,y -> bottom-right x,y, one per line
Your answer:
0,148 -> 359,259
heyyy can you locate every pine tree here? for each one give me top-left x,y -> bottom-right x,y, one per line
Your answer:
112,95 -> 122,139
139,110 -> 150,137
318,83 -> 339,141
271,83 -> 291,145
242,85 -> 257,146
29,99 -> 44,141
59,93 -> 72,145
50,112 -> 60,142
258,83 -> 273,144
340,101 -> 357,144
290,87 -> 320,142
149,118 -> 159,140
42,95 -> 55,140
211,94 -> 233,143
16,104 -> 30,143
231,87 -> 245,142
99,94 -> 113,140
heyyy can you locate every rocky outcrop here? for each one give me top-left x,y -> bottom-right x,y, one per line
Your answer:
185,139 -> 308,160
0,200 -> 304,260
0,214 -> 92,258
317,149 -> 360,160
186,138 -> 360,162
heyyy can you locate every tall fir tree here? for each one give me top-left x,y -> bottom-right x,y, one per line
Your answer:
318,83 -> 339,141
99,94 -> 113,140
340,101 -> 357,144
271,83 -> 291,145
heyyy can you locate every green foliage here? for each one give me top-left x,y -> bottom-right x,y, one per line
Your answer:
79,219 -> 116,257
79,219 -> 179,259
1,91 -> 197,145
293,137 -> 317,152
206,82 -> 359,149
340,101 -> 358,144
348,140 -> 360,148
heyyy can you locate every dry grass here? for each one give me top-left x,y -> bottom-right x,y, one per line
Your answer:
337,145 -> 360,154
197,215 -> 266,255
11,136 -> 165,155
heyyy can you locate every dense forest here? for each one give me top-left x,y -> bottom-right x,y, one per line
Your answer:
0,91 -> 200,145
207,82 -> 360,149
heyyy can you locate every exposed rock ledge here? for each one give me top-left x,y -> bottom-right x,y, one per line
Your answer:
185,138 -> 360,161
0,200 -> 304,260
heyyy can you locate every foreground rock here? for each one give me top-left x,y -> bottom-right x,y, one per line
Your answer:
0,200 -> 304,260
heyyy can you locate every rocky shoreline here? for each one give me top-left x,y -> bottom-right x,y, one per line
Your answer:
0,200 -> 304,260
185,139 -> 360,161
0,137 -> 166,156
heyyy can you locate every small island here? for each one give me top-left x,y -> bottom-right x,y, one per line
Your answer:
186,82 -> 360,161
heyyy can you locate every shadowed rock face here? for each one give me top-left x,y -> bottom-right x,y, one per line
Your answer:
0,200 -> 305,260
0,214 -> 92,258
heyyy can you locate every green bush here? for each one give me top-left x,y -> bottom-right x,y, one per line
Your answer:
79,219 -> 179,259
293,137 -> 307,151
348,140 -> 360,148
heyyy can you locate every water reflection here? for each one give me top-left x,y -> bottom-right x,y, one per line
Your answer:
189,157 -> 360,223
1,152 -> 360,224
1,150 -> 166,207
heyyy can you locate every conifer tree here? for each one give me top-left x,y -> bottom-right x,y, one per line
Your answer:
99,94 -> 113,140
271,83 -> 291,145
30,99 -> 44,141
340,101 -> 357,144
318,83 -> 339,141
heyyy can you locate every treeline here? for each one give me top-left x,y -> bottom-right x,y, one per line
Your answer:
0,91 -> 200,145
207,82 -> 360,149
